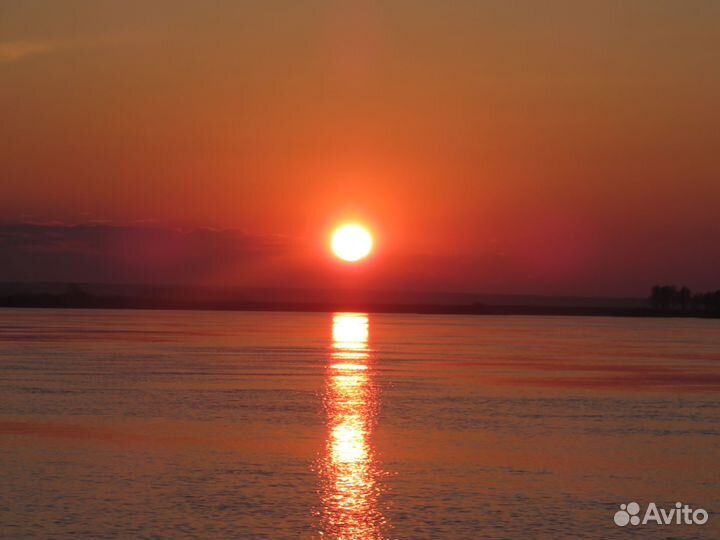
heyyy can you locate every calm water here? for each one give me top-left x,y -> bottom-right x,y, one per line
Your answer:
0,309 -> 719,539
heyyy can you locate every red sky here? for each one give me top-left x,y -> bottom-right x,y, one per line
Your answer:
1,1 -> 719,295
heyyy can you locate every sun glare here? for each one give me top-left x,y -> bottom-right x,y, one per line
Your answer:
331,224 -> 373,263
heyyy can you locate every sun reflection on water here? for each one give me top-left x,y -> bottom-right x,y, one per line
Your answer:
318,313 -> 386,539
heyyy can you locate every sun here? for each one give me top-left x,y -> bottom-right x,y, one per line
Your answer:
331,224 -> 373,262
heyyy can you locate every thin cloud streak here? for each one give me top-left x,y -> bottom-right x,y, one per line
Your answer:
0,33 -> 148,62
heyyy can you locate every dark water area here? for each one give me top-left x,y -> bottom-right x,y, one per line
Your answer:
0,309 -> 718,539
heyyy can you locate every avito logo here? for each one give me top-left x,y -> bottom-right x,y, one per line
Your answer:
614,501 -> 709,527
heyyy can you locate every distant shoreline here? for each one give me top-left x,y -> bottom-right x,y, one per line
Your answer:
1,296 -> 717,319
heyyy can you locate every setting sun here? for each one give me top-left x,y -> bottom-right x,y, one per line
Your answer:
331,224 -> 373,263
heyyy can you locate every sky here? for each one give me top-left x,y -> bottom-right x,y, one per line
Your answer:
1,0 -> 719,296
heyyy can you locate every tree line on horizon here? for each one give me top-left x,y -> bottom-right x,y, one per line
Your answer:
649,285 -> 720,314
1,282 -> 719,317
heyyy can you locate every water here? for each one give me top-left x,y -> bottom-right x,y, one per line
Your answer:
0,308 -> 719,539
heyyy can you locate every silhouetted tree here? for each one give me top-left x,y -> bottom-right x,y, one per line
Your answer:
650,285 -> 680,310
650,285 -> 720,315
679,286 -> 691,311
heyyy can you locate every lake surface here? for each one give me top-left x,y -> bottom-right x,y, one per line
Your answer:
0,308 -> 718,539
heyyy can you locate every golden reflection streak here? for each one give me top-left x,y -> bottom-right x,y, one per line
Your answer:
318,313 -> 386,540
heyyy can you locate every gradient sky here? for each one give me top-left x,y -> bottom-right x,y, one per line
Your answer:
1,1 -> 719,295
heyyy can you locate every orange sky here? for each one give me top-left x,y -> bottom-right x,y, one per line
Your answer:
1,1 -> 719,295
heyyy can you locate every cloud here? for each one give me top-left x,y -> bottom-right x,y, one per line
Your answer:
0,34 -> 145,63
0,222 -> 291,284
0,40 -> 63,62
